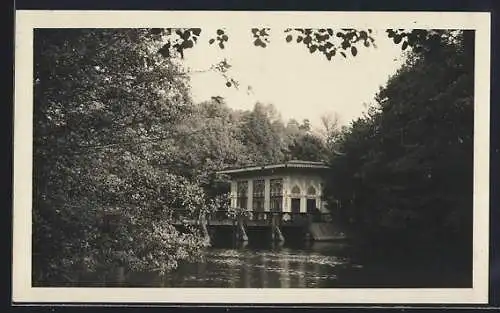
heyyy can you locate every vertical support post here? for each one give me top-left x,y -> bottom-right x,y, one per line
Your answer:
264,178 -> 271,212
300,187 -> 307,213
270,214 -> 276,242
275,225 -> 285,243
270,214 -> 285,243
282,176 -> 289,213
247,179 -> 253,213
238,218 -> 248,242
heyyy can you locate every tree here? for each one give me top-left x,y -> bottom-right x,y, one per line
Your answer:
319,112 -> 342,150
324,30 -> 474,250
168,99 -> 254,194
287,133 -> 328,162
236,103 -> 286,164
33,29 -> 209,284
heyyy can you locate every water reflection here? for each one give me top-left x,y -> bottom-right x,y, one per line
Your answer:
77,240 -> 471,288
151,241 -> 352,288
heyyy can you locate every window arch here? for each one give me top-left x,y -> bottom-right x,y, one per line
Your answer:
291,185 -> 301,195
307,186 -> 316,196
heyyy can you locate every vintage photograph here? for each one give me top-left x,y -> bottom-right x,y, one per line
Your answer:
13,11 -> 490,304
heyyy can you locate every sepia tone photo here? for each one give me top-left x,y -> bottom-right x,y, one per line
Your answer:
13,11 -> 490,304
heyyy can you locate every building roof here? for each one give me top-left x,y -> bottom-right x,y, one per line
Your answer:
217,160 -> 330,175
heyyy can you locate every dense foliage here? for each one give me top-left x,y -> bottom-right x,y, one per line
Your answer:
324,31 -> 474,251
33,29 -> 211,283
32,29 -> 330,284
32,27 -> 474,284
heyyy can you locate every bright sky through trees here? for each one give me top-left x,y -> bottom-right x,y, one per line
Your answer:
182,28 -> 407,129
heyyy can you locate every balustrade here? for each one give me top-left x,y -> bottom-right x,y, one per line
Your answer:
170,208 -> 333,226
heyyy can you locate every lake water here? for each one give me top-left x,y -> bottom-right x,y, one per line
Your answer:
158,242 -> 355,288
94,240 -> 471,288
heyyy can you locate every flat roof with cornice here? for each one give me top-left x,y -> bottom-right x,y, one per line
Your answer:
217,160 -> 330,175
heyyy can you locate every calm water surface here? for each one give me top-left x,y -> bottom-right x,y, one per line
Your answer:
157,242 -> 356,288
103,240 -> 470,288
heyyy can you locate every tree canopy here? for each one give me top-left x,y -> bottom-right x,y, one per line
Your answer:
32,27 -> 474,283
32,27 -> 332,282
323,30 -> 474,249
33,29 -> 209,283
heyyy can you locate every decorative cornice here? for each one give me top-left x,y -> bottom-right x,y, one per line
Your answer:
217,160 -> 330,175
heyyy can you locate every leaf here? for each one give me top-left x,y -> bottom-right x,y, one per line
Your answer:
219,42 -> 225,49
327,29 -> 333,36
285,35 -> 293,42
209,38 -> 215,44
296,36 -> 303,43
158,43 -> 171,57
309,45 -> 317,53
393,35 -> 402,44
192,28 -> 201,36
217,29 -> 224,35
222,35 -> 229,41
181,31 -> 190,40
402,41 -> 408,50
351,46 -> 358,57
254,38 -> 266,47
340,51 -> 346,58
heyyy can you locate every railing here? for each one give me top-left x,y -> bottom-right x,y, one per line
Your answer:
171,209 -> 333,226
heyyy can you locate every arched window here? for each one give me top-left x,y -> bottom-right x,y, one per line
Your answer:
252,179 -> 265,212
270,178 -> 283,212
291,185 -> 301,195
307,186 -> 316,196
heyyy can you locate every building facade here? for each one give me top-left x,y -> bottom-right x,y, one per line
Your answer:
217,160 -> 331,214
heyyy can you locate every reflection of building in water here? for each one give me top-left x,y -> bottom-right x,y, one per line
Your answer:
241,252 -> 251,288
259,253 -> 268,288
297,253 -> 306,287
218,160 -> 330,214
227,257 -> 237,288
312,262 -> 321,285
278,252 -> 291,288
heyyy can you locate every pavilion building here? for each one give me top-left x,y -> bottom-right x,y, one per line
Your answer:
217,160 -> 331,216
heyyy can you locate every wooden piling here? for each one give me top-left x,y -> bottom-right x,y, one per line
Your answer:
274,225 -> 285,243
238,220 -> 249,242
270,213 -> 285,243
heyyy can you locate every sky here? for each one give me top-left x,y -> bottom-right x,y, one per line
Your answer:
180,28 -> 407,130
